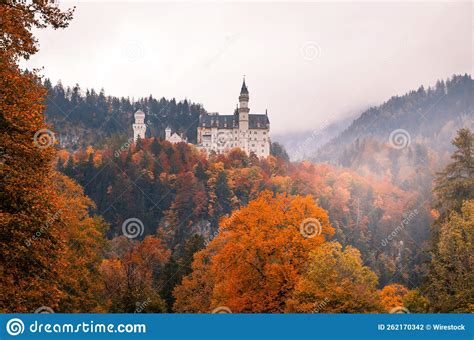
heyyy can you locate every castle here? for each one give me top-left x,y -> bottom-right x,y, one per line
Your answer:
132,78 -> 270,157
196,78 -> 270,157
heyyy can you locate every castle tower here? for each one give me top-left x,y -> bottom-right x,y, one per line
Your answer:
165,126 -> 172,140
238,78 -> 249,130
238,78 -> 249,151
133,110 -> 146,141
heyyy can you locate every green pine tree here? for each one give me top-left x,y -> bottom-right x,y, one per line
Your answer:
434,128 -> 474,217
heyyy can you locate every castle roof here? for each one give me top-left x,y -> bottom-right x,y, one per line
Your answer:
134,109 -> 145,116
199,113 -> 269,130
240,78 -> 249,95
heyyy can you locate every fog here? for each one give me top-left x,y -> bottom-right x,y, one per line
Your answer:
25,1 -> 472,134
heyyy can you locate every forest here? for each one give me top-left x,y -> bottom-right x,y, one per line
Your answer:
42,78 -> 206,149
1,1 -> 473,314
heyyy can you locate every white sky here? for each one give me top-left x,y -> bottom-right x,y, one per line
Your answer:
25,1 -> 473,134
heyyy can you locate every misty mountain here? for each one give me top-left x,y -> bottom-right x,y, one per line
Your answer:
312,74 -> 473,182
273,114 -> 357,161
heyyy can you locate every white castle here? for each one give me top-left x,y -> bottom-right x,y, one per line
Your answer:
197,78 -> 270,157
132,78 -> 270,157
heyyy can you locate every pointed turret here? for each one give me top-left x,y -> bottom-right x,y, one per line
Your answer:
240,77 -> 249,95
239,77 -> 249,103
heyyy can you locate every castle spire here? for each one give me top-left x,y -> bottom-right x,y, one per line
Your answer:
240,76 -> 248,95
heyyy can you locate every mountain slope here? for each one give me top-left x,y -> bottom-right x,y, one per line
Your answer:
273,113 -> 357,161
313,74 -> 473,169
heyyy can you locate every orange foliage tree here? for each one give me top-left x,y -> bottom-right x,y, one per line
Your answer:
0,1 -> 76,312
378,284 -> 409,312
173,191 -> 334,313
379,283 -> 429,313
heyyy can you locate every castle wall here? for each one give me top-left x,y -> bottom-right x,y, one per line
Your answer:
197,126 -> 270,157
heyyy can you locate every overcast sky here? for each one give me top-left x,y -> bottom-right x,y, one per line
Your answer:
25,1 -> 472,134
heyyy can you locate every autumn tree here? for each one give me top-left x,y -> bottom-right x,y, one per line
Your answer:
286,242 -> 381,313
378,284 -> 409,313
402,289 -> 429,313
1,1 -> 74,61
426,201 -> 474,312
100,236 -> 170,313
173,191 -> 334,313
53,173 -> 108,312
0,0 -> 74,312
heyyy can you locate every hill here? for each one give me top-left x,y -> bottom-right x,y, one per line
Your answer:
313,74 -> 473,182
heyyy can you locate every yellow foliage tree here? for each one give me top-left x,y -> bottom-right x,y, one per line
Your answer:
53,173 -> 108,312
286,242 -> 381,313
